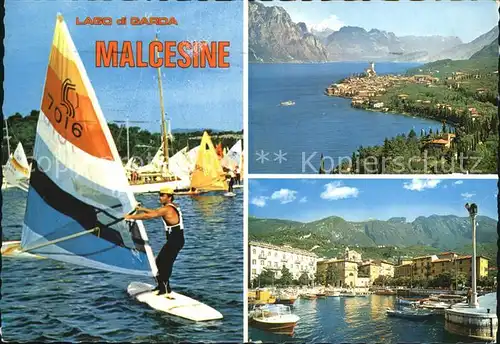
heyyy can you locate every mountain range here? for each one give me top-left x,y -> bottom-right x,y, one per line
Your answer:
249,214 -> 498,254
249,1 -> 498,63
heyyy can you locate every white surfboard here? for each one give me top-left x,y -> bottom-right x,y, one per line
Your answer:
127,281 -> 223,322
224,192 -> 236,197
1,241 -> 46,259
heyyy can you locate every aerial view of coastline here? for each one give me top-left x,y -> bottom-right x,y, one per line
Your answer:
2,1 -> 243,342
249,1 -> 498,174
247,178 -> 497,343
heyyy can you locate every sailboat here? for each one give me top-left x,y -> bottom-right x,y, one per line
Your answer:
221,139 -> 244,189
2,118 -> 13,190
189,131 -> 228,194
128,35 -> 185,194
16,14 -> 222,321
4,142 -> 30,192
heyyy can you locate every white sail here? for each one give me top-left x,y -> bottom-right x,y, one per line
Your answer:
221,139 -> 242,171
4,142 -> 30,191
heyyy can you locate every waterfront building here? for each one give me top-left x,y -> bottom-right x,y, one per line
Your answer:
248,241 -> 318,282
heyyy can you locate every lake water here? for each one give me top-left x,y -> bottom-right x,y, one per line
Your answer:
248,295 -> 490,343
249,62 -> 443,174
1,187 -> 243,342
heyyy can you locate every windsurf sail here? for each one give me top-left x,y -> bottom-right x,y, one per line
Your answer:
190,132 -> 228,191
221,139 -> 242,171
20,14 -> 158,277
4,142 -> 30,191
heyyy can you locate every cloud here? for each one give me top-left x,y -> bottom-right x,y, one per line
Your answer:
320,181 -> 359,200
251,196 -> 268,207
461,192 -> 475,200
270,189 -> 297,204
454,180 -> 463,185
403,179 -> 441,191
299,197 -> 308,203
310,15 -> 344,32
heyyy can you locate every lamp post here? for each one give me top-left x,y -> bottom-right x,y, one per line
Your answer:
465,202 -> 479,308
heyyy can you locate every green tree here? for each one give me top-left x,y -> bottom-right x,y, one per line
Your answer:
298,272 -> 310,286
253,268 -> 276,287
278,266 -> 294,286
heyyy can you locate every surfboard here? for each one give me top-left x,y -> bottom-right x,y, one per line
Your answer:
224,192 -> 236,197
127,281 -> 223,322
1,241 -> 46,259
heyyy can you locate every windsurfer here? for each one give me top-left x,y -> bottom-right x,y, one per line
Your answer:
124,186 -> 185,298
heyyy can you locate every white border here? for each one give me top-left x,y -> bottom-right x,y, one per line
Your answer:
243,0 -> 249,341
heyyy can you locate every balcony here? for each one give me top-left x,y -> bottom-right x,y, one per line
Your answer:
258,254 -> 267,259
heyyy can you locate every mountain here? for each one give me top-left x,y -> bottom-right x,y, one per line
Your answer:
469,38 -> 498,60
249,215 -> 498,254
249,2 -> 497,63
248,1 -> 329,63
431,26 -> 499,61
324,27 -> 462,62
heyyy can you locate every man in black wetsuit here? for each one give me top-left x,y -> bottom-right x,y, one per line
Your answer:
125,187 -> 184,299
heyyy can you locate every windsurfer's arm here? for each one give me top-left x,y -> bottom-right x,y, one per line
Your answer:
136,206 -> 155,213
125,207 -> 167,220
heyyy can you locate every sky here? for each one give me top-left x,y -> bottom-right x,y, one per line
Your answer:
273,0 -> 498,43
249,178 -> 498,223
4,0 -> 243,132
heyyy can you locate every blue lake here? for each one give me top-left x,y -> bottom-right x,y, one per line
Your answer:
1,188 -> 243,342
249,62 -> 443,173
249,295 -> 490,343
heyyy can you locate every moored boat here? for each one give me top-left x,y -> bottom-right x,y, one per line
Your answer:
249,304 -> 300,335
386,307 -> 433,320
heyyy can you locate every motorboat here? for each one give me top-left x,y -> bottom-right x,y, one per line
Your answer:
249,304 -> 300,335
280,100 -> 295,106
386,307 -> 433,320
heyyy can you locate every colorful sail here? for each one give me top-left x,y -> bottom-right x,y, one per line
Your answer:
190,132 -> 228,191
221,139 -> 242,171
4,142 -> 30,190
20,14 -> 158,277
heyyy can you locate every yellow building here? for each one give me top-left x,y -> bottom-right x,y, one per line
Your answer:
394,253 -> 489,282
317,259 -> 358,288
358,260 -> 394,285
394,263 -> 413,278
455,255 -> 489,279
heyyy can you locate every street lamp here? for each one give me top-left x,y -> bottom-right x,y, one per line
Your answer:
465,202 -> 479,308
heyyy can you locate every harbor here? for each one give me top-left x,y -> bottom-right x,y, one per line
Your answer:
249,292 -> 495,343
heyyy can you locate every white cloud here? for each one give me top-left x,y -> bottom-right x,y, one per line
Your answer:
461,192 -> 475,200
454,180 -> 464,185
310,15 -> 344,32
299,197 -> 308,203
403,179 -> 441,191
251,196 -> 268,207
320,181 -> 359,200
270,189 -> 297,204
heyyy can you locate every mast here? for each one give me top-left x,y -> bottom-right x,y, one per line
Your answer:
155,34 -> 169,170
126,117 -> 130,161
4,118 -> 11,157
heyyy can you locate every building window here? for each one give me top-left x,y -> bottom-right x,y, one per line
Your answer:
252,259 -> 256,265
268,251 -> 271,256
274,262 -> 278,267
252,269 -> 256,275
261,260 -> 265,266
267,261 -> 271,267
252,249 -> 256,254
